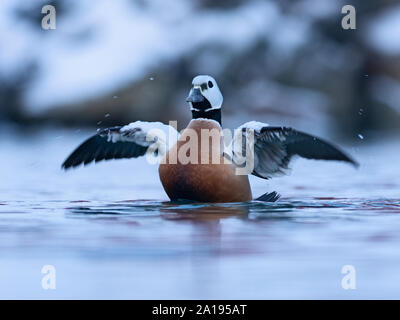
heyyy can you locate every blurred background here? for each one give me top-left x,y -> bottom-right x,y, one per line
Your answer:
2,0 -> 400,300
1,0 -> 400,139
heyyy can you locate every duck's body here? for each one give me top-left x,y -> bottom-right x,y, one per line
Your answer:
62,75 -> 358,203
159,119 -> 252,202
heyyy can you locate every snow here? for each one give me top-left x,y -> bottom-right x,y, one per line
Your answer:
266,15 -> 311,59
0,0 -> 281,114
0,0 -> 42,75
3,0 -> 398,120
293,0 -> 346,19
366,4 -> 400,55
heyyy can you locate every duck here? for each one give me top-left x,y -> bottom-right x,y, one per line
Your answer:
62,75 -> 358,202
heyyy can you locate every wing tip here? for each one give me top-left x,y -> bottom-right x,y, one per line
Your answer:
61,160 -> 70,170
61,157 -> 87,170
349,158 -> 360,169
61,161 -> 76,171
341,152 -> 359,169
62,158 -> 95,170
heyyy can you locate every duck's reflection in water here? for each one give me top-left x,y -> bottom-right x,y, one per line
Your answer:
159,202 -> 251,257
160,201 -> 250,221
160,202 -> 260,293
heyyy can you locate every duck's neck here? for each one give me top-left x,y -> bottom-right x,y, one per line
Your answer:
191,109 -> 221,126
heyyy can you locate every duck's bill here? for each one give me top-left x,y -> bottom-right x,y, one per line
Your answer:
186,88 -> 204,103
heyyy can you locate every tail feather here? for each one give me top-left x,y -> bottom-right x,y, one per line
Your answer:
255,191 -> 280,202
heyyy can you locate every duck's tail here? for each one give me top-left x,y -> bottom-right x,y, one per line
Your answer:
255,191 -> 280,202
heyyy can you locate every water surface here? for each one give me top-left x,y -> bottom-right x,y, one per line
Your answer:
0,128 -> 399,299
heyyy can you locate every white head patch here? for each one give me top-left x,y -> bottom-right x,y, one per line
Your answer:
190,75 -> 223,110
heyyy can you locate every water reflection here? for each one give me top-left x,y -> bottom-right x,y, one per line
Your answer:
1,197 -> 400,298
67,198 -> 370,220
160,201 -> 250,220
63,197 -> 400,265
68,199 -> 338,216
66,198 -> 400,234
2,129 -> 400,298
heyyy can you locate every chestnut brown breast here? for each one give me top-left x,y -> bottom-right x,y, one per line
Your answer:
158,119 -> 252,202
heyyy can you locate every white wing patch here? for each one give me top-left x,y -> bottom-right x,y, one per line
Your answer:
120,121 -> 179,153
62,121 -> 180,169
231,121 -> 357,179
236,121 -> 269,132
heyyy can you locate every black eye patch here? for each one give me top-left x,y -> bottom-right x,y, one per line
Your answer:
200,83 -> 207,91
208,81 -> 213,88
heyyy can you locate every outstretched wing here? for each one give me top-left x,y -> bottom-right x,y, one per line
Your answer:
62,121 -> 179,170
233,121 -> 358,179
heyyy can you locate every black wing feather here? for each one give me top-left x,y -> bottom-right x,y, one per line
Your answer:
241,126 -> 358,180
62,127 -> 149,170
262,127 -> 358,165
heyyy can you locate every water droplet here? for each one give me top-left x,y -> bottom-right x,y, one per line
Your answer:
104,113 -> 110,118
358,134 -> 364,140
97,121 -> 102,125
149,77 -> 154,81
112,95 -> 118,99
358,108 -> 364,115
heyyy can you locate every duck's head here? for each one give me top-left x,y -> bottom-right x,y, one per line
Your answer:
186,75 -> 223,125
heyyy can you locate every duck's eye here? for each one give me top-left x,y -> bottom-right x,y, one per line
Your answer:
208,81 -> 214,88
